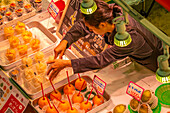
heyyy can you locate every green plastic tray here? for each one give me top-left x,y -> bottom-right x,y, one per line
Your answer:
128,101 -> 161,113
155,83 -> 170,108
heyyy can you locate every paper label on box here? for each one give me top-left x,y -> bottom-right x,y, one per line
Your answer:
92,75 -> 107,95
1,94 -> 26,113
0,72 -> 29,113
47,0 -> 59,19
126,81 -> 145,101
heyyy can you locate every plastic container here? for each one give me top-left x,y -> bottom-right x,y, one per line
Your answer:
155,83 -> 170,108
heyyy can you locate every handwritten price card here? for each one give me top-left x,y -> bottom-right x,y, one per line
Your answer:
126,81 -> 145,101
92,75 -> 107,95
47,0 -> 59,19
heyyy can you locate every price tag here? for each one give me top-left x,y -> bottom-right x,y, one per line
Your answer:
47,0 -> 59,19
126,81 -> 145,101
0,73 -> 29,113
1,94 -> 26,113
92,75 -> 107,95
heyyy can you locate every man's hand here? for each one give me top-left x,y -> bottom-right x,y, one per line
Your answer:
54,40 -> 68,59
47,59 -> 72,81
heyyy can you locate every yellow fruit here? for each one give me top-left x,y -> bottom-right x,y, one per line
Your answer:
113,104 -> 126,113
141,90 -> 151,102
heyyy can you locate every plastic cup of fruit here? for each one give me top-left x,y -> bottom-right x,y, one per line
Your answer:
5,49 -> 16,62
0,7 -> 7,16
17,0 -> 24,8
17,45 -> 28,56
5,12 -> 13,21
30,39 -> 40,51
9,3 -> 16,12
4,27 -> 14,39
15,9 -> 23,17
24,4 -> 32,13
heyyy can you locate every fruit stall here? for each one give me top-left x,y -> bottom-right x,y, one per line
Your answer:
0,0 -> 169,113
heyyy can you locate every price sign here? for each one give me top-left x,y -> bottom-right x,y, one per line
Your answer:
92,75 -> 107,95
1,94 -> 25,113
126,81 -> 145,101
47,0 -> 59,19
0,72 -> 29,113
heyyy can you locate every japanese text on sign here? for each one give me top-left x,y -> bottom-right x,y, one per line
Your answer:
1,94 -> 25,113
126,81 -> 145,101
47,1 -> 59,19
92,75 -> 107,95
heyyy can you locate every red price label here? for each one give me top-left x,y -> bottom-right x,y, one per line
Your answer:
47,0 -> 59,19
92,75 -> 107,95
0,94 -> 25,113
126,81 -> 145,101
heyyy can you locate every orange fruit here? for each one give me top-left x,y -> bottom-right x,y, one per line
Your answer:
46,106 -> 58,113
38,97 -> 48,109
50,90 -> 62,101
80,101 -> 92,112
63,84 -> 75,95
58,100 -> 70,111
75,78 -> 87,91
67,107 -> 79,113
92,95 -> 104,106
72,92 -> 84,103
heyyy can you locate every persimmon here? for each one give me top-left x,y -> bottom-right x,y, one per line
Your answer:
80,101 -> 92,112
75,78 -> 87,91
50,90 -> 62,101
72,92 -> 84,103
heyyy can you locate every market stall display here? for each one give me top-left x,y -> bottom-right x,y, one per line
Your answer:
0,71 -> 29,113
0,21 -> 57,70
31,75 -> 111,113
6,46 -> 75,99
0,1 -> 36,30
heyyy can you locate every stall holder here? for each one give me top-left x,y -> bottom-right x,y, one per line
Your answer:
0,21 -> 57,70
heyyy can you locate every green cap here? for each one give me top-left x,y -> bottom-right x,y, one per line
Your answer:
80,0 -> 97,15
